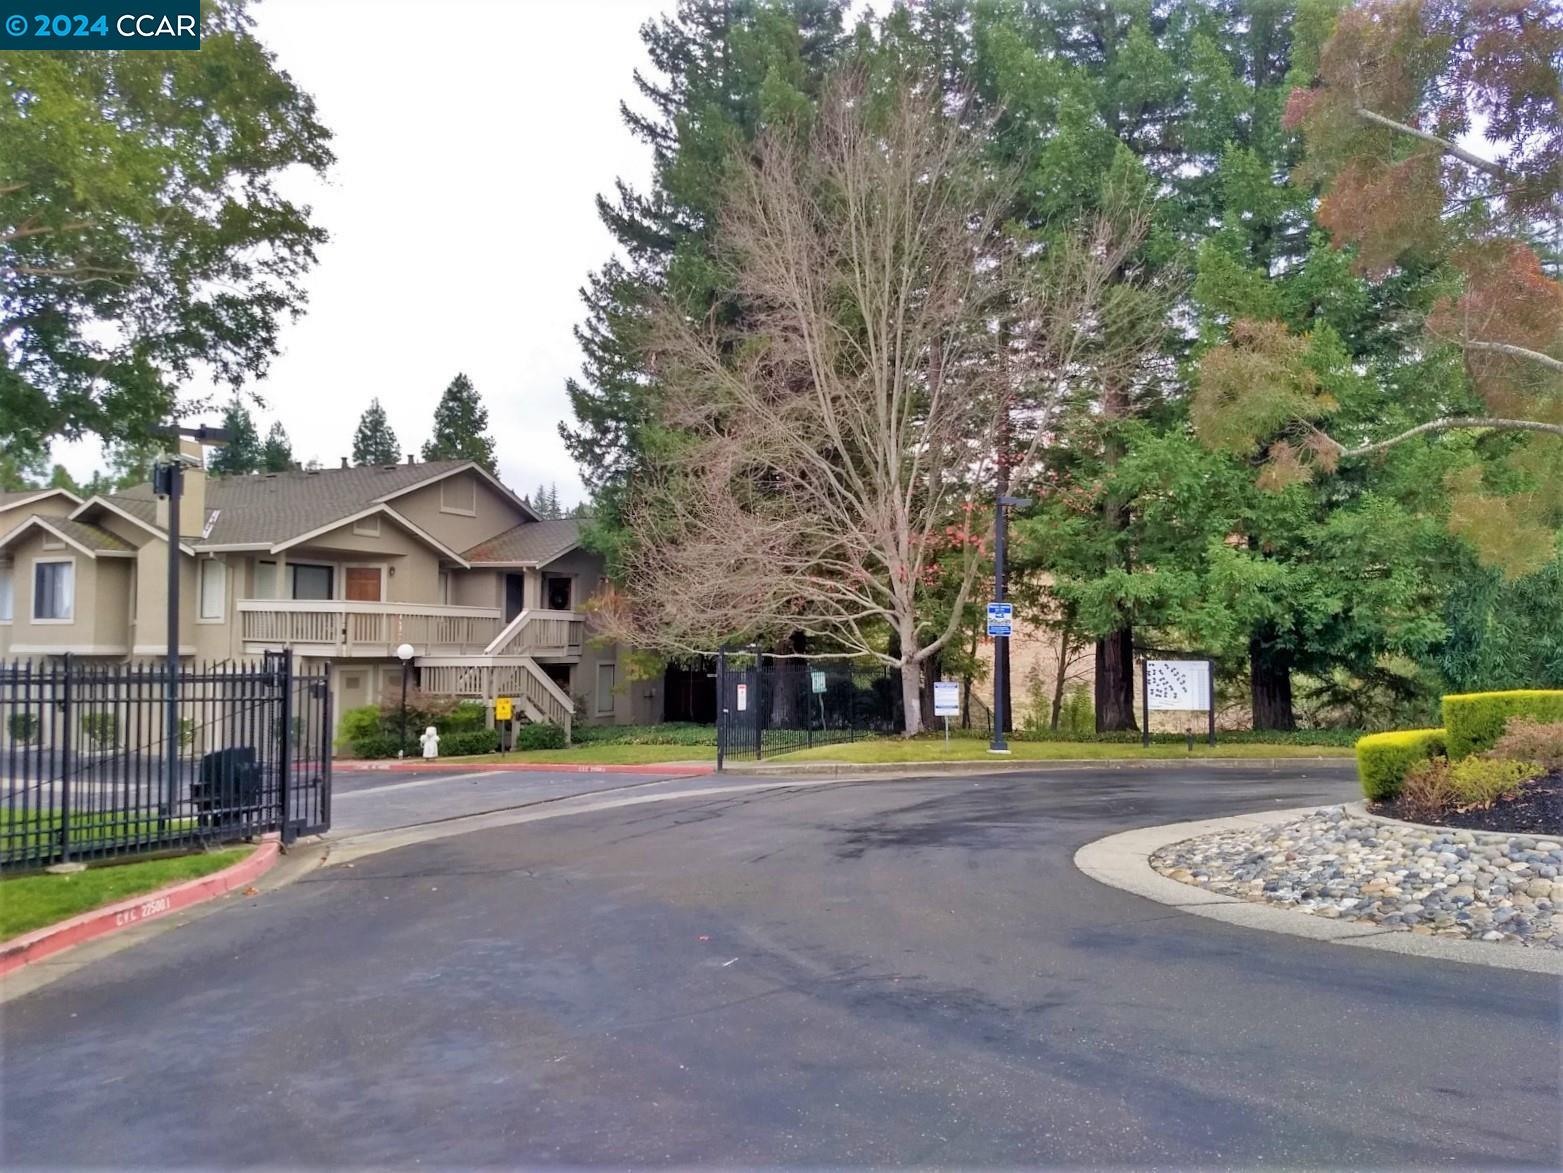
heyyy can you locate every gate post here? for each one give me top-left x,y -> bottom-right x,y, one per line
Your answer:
752,649 -> 763,761
277,648 -> 293,842
58,655 -> 72,863
715,648 -> 726,772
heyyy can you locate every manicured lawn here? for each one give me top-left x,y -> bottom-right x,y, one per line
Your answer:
0,847 -> 251,940
1,812 -> 198,859
443,744 -> 719,766
768,738 -> 1357,764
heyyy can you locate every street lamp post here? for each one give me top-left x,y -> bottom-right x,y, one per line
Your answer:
150,422 -> 230,821
396,642 -> 416,758
990,493 -> 1033,755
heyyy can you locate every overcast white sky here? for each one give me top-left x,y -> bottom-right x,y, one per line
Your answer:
53,0 -> 664,506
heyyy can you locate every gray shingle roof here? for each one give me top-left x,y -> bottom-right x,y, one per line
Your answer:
0,515 -> 135,556
48,517 -> 136,553
462,520 -> 580,565
0,488 -> 76,510
91,461 -> 510,548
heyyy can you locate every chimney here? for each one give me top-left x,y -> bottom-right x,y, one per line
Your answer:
155,438 -> 207,538
406,453 -> 415,465
341,456 -> 349,469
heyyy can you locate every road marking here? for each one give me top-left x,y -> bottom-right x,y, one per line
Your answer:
334,772 -> 512,797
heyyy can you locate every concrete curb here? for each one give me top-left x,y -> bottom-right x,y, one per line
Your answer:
1074,809 -> 1563,977
336,759 -> 715,777
741,755 -> 1354,779
0,837 -> 281,978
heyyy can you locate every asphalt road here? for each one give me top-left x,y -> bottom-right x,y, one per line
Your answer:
4,762 -> 1560,1168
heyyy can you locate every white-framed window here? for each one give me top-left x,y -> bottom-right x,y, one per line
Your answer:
33,559 -> 74,621
352,514 -> 381,536
0,563 -> 12,622
198,558 -> 227,620
439,476 -> 476,516
595,662 -> 616,715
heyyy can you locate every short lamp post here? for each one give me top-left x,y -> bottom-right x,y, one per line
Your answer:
396,642 -> 416,758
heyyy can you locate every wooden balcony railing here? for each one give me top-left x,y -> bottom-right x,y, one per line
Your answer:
483,609 -> 585,659
237,600 -> 503,657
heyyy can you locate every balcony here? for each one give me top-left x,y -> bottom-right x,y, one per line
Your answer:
238,600 -> 503,658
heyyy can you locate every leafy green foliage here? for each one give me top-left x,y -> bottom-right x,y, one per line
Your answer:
514,723 -> 567,751
1442,690 -> 1563,760
1356,728 -> 1447,801
207,400 -> 263,476
440,729 -> 501,756
1,2 -> 334,464
1399,756 -> 1541,823
79,711 -> 118,749
352,398 -> 399,467
261,422 -> 294,473
420,373 -> 496,472
7,713 -> 39,744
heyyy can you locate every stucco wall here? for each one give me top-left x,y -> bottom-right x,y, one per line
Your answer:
390,472 -> 518,553
5,529 -> 129,655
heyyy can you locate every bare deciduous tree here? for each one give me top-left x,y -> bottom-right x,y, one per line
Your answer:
598,73 -> 1150,734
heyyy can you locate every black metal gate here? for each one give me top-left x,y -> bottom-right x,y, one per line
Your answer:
715,650 -> 901,769
1,651 -> 331,869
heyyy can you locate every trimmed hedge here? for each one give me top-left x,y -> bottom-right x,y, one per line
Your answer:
1442,690 -> 1563,759
440,729 -> 500,756
1355,728 -> 1448,801
514,722 -> 567,751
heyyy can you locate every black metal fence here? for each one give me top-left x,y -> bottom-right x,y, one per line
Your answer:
715,652 -> 903,767
1,652 -> 331,870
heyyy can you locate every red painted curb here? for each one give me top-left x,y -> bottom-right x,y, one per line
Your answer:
0,838 -> 281,978
335,759 -> 715,777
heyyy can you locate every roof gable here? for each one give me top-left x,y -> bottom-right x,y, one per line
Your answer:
462,519 -> 582,566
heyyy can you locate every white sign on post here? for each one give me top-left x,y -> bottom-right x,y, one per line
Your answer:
736,683 -> 748,711
811,670 -> 827,695
933,681 -> 960,717
1145,660 -> 1212,711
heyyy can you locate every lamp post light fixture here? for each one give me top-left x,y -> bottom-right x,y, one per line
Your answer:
396,642 -> 416,758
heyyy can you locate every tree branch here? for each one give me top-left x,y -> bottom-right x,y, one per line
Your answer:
1352,107 -> 1511,180
1459,339 -> 1563,376
1331,416 -> 1563,459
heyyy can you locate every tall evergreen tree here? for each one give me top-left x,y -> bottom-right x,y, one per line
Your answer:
261,421 -> 294,472
207,399 -> 263,476
561,0 -> 849,570
421,373 -> 497,471
352,398 -> 400,467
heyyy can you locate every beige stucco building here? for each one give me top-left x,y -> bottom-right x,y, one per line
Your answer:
0,455 -> 659,741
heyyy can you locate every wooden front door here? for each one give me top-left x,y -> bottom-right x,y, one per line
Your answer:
345,567 -> 382,602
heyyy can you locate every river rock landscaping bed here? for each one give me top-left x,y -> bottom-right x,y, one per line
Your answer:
1151,806 -> 1563,949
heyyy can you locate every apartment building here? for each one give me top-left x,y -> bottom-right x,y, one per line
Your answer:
0,449 -> 660,739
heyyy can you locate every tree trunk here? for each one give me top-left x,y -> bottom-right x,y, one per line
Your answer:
920,653 -> 941,731
900,659 -> 924,736
1250,630 -> 1296,731
1050,604 -> 1077,731
1095,627 -> 1139,732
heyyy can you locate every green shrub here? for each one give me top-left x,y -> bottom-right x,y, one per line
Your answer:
1399,756 -> 1541,821
348,731 -> 405,759
1490,719 -> 1563,772
80,711 -> 119,749
1442,690 -> 1563,759
336,704 -> 383,751
438,701 -> 488,734
7,713 -> 39,744
440,729 -> 500,756
1355,728 -> 1447,801
514,722 -> 567,751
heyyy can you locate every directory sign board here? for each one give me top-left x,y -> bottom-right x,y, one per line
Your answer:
933,681 -> 960,717
1145,660 -> 1212,711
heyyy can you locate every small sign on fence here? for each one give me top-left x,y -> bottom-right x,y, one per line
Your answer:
810,670 -> 827,695
736,683 -> 748,711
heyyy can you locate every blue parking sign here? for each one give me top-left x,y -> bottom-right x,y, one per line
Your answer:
986,602 -> 1013,636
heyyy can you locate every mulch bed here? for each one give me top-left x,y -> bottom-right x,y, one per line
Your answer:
1372,770 -> 1563,837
